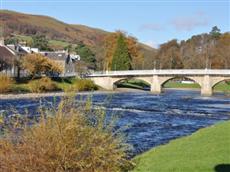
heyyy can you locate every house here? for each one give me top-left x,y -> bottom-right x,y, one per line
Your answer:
0,38 -> 19,77
40,51 -> 80,76
0,38 -> 80,77
0,37 -> 80,77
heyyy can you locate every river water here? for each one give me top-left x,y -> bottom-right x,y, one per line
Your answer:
0,90 -> 230,156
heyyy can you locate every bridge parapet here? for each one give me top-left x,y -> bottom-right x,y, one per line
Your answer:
89,69 -> 230,77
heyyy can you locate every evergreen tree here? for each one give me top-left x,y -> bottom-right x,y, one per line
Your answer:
32,35 -> 52,51
75,42 -> 96,69
111,34 -> 132,70
210,26 -> 221,39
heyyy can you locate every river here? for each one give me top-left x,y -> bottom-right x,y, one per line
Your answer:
0,90 -> 230,157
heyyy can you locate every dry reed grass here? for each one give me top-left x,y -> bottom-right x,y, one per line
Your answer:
0,96 -> 133,172
0,74 -> 14,93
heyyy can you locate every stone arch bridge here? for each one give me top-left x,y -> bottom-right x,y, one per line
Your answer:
87,69 -> 230,96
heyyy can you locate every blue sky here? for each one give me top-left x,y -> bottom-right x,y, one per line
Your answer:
1,0 -> 230,47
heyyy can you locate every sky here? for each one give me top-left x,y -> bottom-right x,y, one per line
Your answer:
1,0 -> 230,48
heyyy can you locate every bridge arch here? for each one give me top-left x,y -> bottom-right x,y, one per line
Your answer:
161,76 -> 202,88
211,78 -> 230,89
112,77 -> 151,90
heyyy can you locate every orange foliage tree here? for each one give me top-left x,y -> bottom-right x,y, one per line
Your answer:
22,54 -> 63,78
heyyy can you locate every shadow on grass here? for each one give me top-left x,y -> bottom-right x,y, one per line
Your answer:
214,164 -> 230,172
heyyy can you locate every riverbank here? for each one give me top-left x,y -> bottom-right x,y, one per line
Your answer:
132,120 -> 230,172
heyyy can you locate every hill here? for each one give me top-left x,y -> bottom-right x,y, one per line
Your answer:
0,10 -> 157,69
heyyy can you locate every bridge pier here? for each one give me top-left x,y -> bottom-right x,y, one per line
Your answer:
201,75 -> 213,96
90,77 -> 115,90
151,75 -> 162,94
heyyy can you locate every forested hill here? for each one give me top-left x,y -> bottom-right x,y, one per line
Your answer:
1,10 -> 229,69
0,10 -> 107,46
0,10 -> 156,69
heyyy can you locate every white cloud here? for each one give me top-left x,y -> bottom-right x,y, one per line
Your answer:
144,40 -> 159,48
171,11 -> 209,31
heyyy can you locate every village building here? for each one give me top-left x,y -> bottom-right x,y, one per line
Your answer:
40,51 -> 80,76
0,37 -> 19,77
0,37 -> 80,77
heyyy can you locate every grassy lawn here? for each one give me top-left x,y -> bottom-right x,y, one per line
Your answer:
8,78 -> 78,93
49,40 -> 78,49
165,81 -> 230,92
132,121 -> 230,172
116,79 -> 150,90
164,81 -> 200,89
13,34 -> 77,50
8,77 -> 98,93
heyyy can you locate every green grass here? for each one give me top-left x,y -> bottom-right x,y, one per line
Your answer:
117,80 -> 230,93
213,82 -> 230,92
116,79 -> 150,90
8,77 -> 98,93
10,83 -> 30,93
48,40 -> 78,49
13,34 -> 77,50
54,77 -> 78,91
132,121 -> 230,172
15,35 -> 33,43
164,81 -> 201,89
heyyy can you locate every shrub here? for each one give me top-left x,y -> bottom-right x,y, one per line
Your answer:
0,97 -> 133,172
28,77 -> 59,93
74,78 -> 98,91
0,74 -> 14,93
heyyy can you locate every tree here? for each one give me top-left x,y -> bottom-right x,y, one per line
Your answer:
211,32 -> 230,68
22,54 -> 63,78
210,26 -> 221,39
157,39 -> 183,69
75,42 -> 96,70
32,35 -> 52,51
104,31 -> 143,70
5,37 -> 19,45
111,34 -> 132,70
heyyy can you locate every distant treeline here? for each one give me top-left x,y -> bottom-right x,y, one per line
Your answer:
154,26 -> 230,69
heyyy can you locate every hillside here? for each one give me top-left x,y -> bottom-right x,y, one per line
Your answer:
0,10 -> 157,69
0,10 -> 108,46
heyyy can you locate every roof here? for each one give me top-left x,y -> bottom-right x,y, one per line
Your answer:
0,45 -> 16,65
6,44 -> 28,55
41,51 -> 67,61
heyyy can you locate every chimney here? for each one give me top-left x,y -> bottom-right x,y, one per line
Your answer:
0,37 -> 4,46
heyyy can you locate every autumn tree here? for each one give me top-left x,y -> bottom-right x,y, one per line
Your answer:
22,54 -> 63,78
104,31 -> 143,70
157,39 -> 183,69
111,34 -> 132,70
211,32 -> 230,69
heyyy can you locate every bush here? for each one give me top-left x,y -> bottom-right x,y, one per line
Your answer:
0,97 -> 133,172
0,74 -> 14,93
74,78 -> 98,91
22,53 -> 63,78
28,77 -> 59,93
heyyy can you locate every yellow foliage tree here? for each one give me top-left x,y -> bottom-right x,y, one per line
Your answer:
22,53 -> 63,78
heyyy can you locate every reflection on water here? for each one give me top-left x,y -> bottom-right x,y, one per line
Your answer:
0,90 -> 230,156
